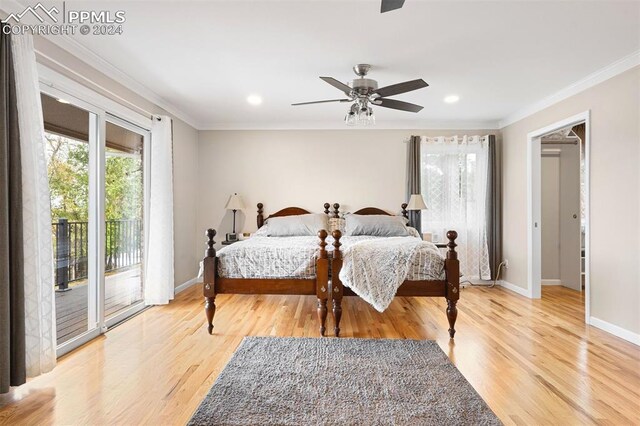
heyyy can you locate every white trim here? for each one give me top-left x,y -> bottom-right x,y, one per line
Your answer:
56,328 -> 101,358
198,120 -> 500,131
175,277 -> 199,295
498,280 -> 531,298
105,301 -> 146,329
541,279 -> 562,286
527,111 -> 591,323
35,33 -> 197,128
590,317 -> 640,346
500,51 -> 640,128
38,64 -> 152,130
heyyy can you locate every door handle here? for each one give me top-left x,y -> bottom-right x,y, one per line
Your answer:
573,214 -> 578,219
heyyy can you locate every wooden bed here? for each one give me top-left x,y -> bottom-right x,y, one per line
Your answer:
329,205 -> 460,339
202,203 -> 334,336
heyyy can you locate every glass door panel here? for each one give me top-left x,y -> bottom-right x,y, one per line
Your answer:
42,92 -> 97,346
104,120 -> 145,320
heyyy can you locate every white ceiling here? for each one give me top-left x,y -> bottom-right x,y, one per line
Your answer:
39,1 -> 640,129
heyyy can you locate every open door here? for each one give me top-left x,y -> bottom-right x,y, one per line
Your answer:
559,143 -> 582,291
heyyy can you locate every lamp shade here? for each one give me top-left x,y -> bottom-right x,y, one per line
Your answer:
225,193 -> 246,210
406,194 -> 427,210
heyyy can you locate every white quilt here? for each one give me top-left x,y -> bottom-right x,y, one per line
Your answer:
200,234 -> 445,286
339,237 -> 445,312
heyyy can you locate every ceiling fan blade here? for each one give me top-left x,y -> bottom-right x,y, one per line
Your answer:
292,99 -> 350,106
374,98 -> 423,113
320,77 -> 352,96
374,79 -> 428,98
381,0 -> 405,13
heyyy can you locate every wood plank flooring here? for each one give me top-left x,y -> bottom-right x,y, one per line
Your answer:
1,285 -> 638,425
55,267 -> 143,345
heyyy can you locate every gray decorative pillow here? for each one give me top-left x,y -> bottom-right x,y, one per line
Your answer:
265,213 -> 328,237
345,214 -> 410,237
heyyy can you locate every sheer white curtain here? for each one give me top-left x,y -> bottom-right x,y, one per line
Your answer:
12,33 -> 56,376
144,116 -> 175,305
420,135 -> 491,280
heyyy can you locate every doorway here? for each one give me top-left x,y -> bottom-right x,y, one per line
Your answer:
527,111 -> 590,322
41,87 -> 150,356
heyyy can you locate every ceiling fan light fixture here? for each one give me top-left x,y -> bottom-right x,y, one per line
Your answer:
344,110 -> 357,126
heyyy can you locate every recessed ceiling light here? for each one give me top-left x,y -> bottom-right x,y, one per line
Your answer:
57,98 -> 71,104
444,95 -> 460,104
247,95 -> 262,105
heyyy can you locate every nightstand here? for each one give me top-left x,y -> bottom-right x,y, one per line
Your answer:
221,240 -> 238,246
434,242 -> 448,249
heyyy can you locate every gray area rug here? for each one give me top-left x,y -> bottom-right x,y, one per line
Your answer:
189,337 -> 501,426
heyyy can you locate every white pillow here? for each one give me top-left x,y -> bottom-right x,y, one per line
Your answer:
265,213 -> 328,237
345,214 -> 410,237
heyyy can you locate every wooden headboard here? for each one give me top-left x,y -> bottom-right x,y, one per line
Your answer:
257,203 -> 337,228
352,203 -> 408,218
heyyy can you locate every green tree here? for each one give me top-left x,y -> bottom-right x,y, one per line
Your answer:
46,133 -> 143,222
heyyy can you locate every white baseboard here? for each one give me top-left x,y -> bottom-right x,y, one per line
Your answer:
542,279 -> 561,286
174,277 -> 199,295
498,280 -> 531,298
589,316 -> 640,346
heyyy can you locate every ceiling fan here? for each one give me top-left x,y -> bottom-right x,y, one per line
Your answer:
381,0 -> 405,13
292,64 -> 428,126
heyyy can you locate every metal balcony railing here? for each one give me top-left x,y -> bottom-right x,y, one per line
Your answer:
52,218 -> 143,290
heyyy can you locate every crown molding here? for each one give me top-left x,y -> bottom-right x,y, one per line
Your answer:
41,34 -> 200,129
499,50 -> 640,128
197,120 -> 500,131
1,0 -> 199,129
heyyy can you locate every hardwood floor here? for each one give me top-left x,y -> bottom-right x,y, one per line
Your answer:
0,285 -> 638,425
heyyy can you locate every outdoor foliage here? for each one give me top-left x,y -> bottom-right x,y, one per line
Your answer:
46,132 -> 143,222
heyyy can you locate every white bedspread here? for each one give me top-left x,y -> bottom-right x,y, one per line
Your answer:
338,237 -> 445,312
216,236 -> 320,279
200,235 -> 445,285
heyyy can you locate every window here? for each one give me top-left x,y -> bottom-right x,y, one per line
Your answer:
420,136 -> 491,280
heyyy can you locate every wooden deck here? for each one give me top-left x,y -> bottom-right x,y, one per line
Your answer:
55,266 -> 143,345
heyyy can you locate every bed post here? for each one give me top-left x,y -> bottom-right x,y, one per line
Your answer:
332,203 -> 340,218
401,202 -> 408,219
445,230 -> 459,338
257,203 -> 264,228
316,230 -> 329,336
203,228 -> 217,334
324,203 -> 330,216
331,230 -> 343,337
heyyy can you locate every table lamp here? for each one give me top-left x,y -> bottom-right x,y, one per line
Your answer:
406,193 -> 427,231
225,193 -> 245,241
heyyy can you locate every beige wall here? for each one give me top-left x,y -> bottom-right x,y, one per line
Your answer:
502,66 -> 640,334
33,37 -> 201,287
197,129 -> 497,246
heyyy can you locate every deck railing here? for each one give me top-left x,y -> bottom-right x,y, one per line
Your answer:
53,218 -> 143,290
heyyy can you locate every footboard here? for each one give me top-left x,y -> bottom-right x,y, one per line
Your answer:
329,229 -> 460,338
202,228 -> 330,336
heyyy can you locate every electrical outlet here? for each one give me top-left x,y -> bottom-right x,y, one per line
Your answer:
503,259 -> 509,269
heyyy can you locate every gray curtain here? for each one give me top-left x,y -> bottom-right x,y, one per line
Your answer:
406,136 -> 421,233
0,25 -> 27,394
486,135 -> 502,280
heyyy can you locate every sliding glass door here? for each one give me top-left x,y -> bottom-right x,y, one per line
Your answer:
103,118 -> 148,325
42,92 -> 98,347
41,86 -> 150,355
